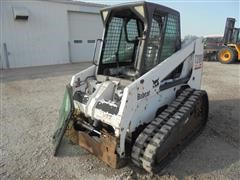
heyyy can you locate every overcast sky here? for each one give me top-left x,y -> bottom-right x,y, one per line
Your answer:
79,0 -> 239,37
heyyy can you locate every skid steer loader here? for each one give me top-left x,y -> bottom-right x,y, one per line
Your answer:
52,2 -> 209,173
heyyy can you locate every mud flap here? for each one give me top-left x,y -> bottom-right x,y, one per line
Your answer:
52,85 -> 74,156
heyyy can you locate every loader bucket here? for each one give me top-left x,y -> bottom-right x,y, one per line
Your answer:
52,85 -> 74,156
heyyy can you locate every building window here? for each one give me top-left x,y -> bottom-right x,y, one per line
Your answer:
74,40 -> 82,43
87,40 -> 96,43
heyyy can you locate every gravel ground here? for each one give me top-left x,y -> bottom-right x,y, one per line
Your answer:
1,62 -> 240,179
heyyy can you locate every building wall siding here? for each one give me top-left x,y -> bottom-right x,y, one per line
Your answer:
1,0 -> 103,68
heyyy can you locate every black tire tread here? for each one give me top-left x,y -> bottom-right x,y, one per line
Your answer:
217,47 -> 237,64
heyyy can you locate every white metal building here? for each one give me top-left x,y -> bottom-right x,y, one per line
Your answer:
0,0 -> 105,68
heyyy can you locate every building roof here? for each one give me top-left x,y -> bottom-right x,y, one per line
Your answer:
41,0 -> 106,8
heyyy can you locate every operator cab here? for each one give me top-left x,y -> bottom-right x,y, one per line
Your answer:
96,2 -> 181,81
223,18 -> 240,44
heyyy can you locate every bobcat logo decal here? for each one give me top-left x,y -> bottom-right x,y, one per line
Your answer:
152,78 -> 159,88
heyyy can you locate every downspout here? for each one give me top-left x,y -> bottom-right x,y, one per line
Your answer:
3,43 -> 10,69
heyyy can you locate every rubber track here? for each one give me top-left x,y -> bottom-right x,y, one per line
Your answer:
131,88 -> 207,173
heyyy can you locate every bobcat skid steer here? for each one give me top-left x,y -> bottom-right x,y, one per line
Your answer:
52,2 -> 209,173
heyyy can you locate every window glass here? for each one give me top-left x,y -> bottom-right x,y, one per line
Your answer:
102,17 -> 123,64
143,12 -> 165,72
101,17 -> 139,64
160,14 -> 180,62
126,19 -> 139,41
205,37 -> 222,43
118,19 -> 138,62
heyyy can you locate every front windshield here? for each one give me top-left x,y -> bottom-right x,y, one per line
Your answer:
101,17 -> 142,64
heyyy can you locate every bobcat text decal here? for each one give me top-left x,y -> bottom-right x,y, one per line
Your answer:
137,91 -> 150,100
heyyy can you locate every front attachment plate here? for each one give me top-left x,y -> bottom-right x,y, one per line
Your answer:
78,132 -> 126,168
52,85 -> 74,156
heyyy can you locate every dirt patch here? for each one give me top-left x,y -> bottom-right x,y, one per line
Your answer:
1,62 -> 240,179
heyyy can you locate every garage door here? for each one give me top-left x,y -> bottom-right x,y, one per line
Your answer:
68,11 -> 103,62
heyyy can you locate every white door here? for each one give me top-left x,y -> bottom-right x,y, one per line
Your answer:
68,11 -> 103,62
